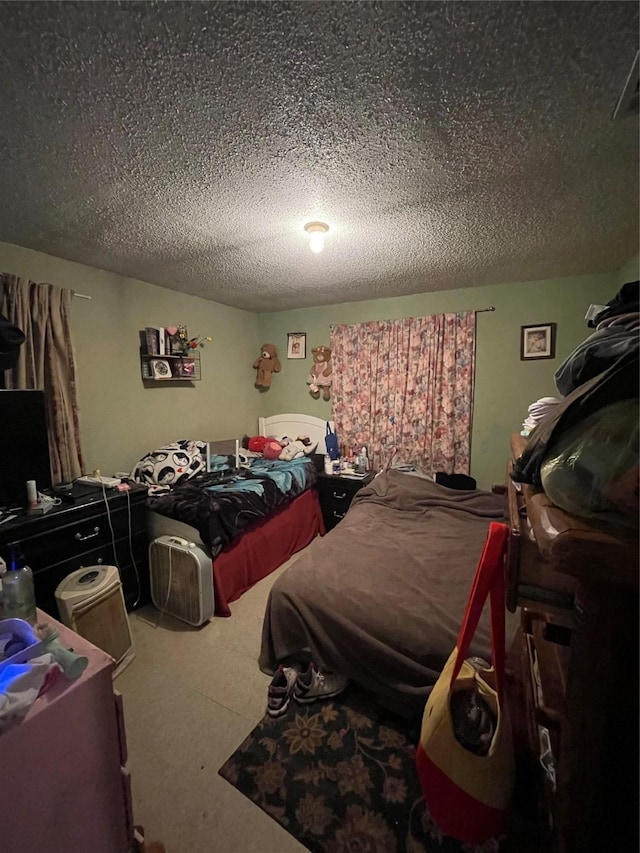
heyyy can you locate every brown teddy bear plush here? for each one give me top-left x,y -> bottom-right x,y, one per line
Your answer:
253,343 -> 281,388
307,345 -> 332,401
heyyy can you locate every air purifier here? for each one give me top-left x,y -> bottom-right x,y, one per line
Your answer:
149,536 -> 214,626
55,565 -> 134,676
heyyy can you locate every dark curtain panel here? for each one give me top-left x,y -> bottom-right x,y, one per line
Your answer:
1,273 -> 84,484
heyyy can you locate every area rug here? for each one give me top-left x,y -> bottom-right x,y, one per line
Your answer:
219,684 -> 501,852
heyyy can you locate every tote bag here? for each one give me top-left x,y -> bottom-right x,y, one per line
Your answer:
325,422 -> 340,460
416,522 -> 514,844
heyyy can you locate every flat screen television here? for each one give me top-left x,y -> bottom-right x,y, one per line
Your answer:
0,390 -> 53,509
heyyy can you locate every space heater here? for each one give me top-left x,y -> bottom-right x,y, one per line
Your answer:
149,536 -> 215,626
55,565 -> 134,676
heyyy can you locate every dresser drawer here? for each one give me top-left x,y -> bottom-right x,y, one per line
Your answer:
319,481 -> 357,506
317,475 -> 372,502
113,690 -> 128,767
32,532 -> 148,618
317,473 -> 374,531
506,464 -> 575,623
520,611 -> 572,846
12,503 -> 143,573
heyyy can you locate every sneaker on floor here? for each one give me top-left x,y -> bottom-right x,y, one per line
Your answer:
293,663 -> 348,704
267,665 -> 298,718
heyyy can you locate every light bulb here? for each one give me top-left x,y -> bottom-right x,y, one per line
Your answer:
309,234 -> 325,253
303,220 -> 330,253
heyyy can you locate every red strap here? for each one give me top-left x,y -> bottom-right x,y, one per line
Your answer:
450,522 -> 509,701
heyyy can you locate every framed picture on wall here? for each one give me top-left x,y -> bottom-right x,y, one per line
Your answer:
287,332 -> 306,359
520,323 -> 556,360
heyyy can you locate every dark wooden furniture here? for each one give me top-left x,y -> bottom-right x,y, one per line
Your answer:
0,484 -> 149,617
505,434 -> 639,853
140,351 -> 201,382
316,471 -> 375,531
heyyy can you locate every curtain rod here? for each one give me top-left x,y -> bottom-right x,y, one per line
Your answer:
73,292 -> 92,300
329,307 -> 496,329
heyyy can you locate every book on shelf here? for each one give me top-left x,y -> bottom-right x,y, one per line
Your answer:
150,358 -> 172,380
174,359 -> 196,378
144,327 -> 159,355
144,326 -> 168,355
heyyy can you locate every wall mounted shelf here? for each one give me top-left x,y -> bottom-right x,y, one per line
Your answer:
139,352 -> 201,382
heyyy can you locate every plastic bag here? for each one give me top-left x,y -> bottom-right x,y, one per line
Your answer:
540,398 -> 639,528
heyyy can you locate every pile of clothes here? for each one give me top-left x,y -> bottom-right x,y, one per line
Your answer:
513,280 -> 639,528
521,397 -> 561,437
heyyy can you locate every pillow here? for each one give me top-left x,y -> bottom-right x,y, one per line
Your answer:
131,439 -> 207,486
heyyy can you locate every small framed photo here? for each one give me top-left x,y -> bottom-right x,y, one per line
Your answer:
287,332 -> 306,359
520,323 -> 556,360
150,358 -> 173,379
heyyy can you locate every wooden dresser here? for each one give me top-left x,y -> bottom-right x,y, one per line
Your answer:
1,611 -> 134,852
505,434 -> 639,852
0,484 -> 149,616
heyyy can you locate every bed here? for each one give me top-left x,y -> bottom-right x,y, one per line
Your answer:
142,414 -> 332,616
259,467 -> 519,717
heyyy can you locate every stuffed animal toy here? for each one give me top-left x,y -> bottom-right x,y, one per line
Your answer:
279,438 -> 317,461
307,345 -> 332,401
242,433 -> 315,461
242,435 -> 269,453
254,343 -> 281,388
263,439 -> 285,460
241,434 -> 286,459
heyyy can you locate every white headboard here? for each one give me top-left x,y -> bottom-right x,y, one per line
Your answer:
258,413 -> 335,456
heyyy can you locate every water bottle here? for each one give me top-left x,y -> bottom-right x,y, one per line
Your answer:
3,548 -> 37,624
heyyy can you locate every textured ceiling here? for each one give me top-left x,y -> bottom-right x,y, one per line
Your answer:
0,1 -> 637,312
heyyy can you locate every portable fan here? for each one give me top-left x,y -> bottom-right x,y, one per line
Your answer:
149,536 -> 214,626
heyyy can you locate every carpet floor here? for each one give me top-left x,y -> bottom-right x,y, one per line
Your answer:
219,683 -> 504,853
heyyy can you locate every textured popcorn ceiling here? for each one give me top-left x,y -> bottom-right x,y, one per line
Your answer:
0,1 -> 637,312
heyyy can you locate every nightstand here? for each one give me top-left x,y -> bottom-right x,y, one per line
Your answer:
316,471 -> 375,531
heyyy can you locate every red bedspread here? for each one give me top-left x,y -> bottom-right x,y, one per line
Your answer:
212,488 -> 324,616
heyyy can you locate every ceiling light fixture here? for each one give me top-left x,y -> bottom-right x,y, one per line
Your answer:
304,221 -> 329,254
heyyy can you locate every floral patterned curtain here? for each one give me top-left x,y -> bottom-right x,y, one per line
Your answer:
331,312 -> 476,474
0,274 -> 84,484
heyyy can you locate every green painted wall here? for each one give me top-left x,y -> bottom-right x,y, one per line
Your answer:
618,253 -> 639,285
0,236 -> 628,489
0,241 -> 260,477
257,272 -> 619,489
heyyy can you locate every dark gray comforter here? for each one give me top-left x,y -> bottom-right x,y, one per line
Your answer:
260,469 -> 517,717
